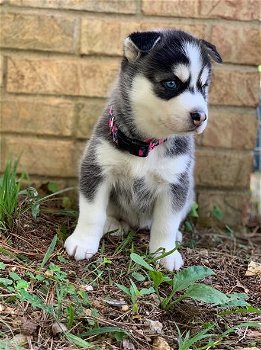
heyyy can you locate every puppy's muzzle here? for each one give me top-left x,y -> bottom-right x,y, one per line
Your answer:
190,111 -> 207,126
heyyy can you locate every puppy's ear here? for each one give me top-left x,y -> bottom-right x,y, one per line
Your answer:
200,39 -> 223,63
124,31 -> 161,62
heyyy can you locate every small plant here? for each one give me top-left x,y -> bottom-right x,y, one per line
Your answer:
115,279 -> 155,313
129,253 -> 250,310
0,160 -> 25,229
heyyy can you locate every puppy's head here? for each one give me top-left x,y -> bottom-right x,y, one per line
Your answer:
122,30 -> 222,138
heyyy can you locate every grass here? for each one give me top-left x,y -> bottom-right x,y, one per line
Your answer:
0,162 -> 261,349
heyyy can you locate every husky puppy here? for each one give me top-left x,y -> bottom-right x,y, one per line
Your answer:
64,29 -> 222,271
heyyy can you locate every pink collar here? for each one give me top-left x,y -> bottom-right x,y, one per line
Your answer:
108,106 -> 166,157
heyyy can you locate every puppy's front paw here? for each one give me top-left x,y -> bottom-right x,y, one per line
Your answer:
160,250 -> 184,271
64,233 -> 99,261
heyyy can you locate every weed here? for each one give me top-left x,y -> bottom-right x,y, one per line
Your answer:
129,252 -> 250,310
0,160 -> 25,230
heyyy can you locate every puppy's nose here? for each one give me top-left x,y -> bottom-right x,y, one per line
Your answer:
190,111 -> 207,126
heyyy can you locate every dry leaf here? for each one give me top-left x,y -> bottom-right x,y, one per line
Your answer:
152,336 -> 171,350
145,319 -> 163,334
10,333 -> 27,347
122,339 -> 136,350
52,322 -> 67,336
245,261 -> 261,276
104,298 -> 127,308
21,317 -> 38,336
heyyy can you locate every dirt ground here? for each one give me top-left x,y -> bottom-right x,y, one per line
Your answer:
0,196 -> 260,350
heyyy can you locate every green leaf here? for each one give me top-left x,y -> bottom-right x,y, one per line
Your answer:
82,326 -> 128,338
40,235 -> 58,268
31,201 -> 40,219
149,270 -> 170,289
212,206 -> 224,221
184,283 -> 229,305
115,283 -> 131,296
66,304 -> 75,329
130,253 -> 154,271
18,289 -> 53,314
15,279 -> 29,290
65,333 -> 93,347
0,262 -> 6,270
190,201 -> 199,218
222,293 -> 250,307
173,266 -> 214,292
0,277 -> 13,286
131,271 -> 146,282
9,271 -> 21,281
47,182 -> 59,193
140,287 -> 155,296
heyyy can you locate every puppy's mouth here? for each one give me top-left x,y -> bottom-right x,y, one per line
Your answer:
160,118 -> 198,135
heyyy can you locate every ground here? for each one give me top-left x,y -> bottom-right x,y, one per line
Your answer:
0,191 -> 260,350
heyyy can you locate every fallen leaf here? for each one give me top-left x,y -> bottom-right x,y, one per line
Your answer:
145,319 -> 163,334
21,317 -> 38,336
152,336 -> 171,350
245,261 -> 261,276
104,298 -> 127,308
122,339 -> 136,349
52,322 -> 67,336
246,329 -> 261,339
121,304 -> 129,312
10,333 -> 27,347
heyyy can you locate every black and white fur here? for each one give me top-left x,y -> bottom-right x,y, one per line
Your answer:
64,29 -> 222,271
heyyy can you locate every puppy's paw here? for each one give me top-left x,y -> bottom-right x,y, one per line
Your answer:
103,216 -> 130,236
64,233 -> 99,261
160,250 -> 184,271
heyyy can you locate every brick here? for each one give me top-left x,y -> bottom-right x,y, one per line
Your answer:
195,149 -> 253,188
211,24 -> 260,65
81,18 -> 141,56
1,98 -> 75,136
76,99 -> 105,139
2,136 -> 77,177
140,22 -> 208,39
81,18 -> 208,56
0,13 -> 78,53
142,0 -> 198,18
199,107 -> 258,150
198,0 -> 260,21
9,0 -> 136,14
209,67 -> 259,107
197,190 -> 249,226
6,56 -> 119,97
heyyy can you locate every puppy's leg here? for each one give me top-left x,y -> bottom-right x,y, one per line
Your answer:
65,180 -> 109,260
149,192 -> 184,271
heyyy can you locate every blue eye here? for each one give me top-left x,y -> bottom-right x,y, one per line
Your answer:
162,80 -> 177,90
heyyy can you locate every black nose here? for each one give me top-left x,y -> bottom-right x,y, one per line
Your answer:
190,111 -> 207,126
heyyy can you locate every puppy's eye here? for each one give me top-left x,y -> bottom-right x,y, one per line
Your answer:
162,80 -> 177,90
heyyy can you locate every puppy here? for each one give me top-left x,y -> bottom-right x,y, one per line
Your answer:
64,29 -> 222,271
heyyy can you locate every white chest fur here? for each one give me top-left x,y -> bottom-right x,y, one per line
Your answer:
96,140 -> 191,188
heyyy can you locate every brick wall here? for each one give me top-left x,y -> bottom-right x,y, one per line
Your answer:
0,0 -> 260,225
